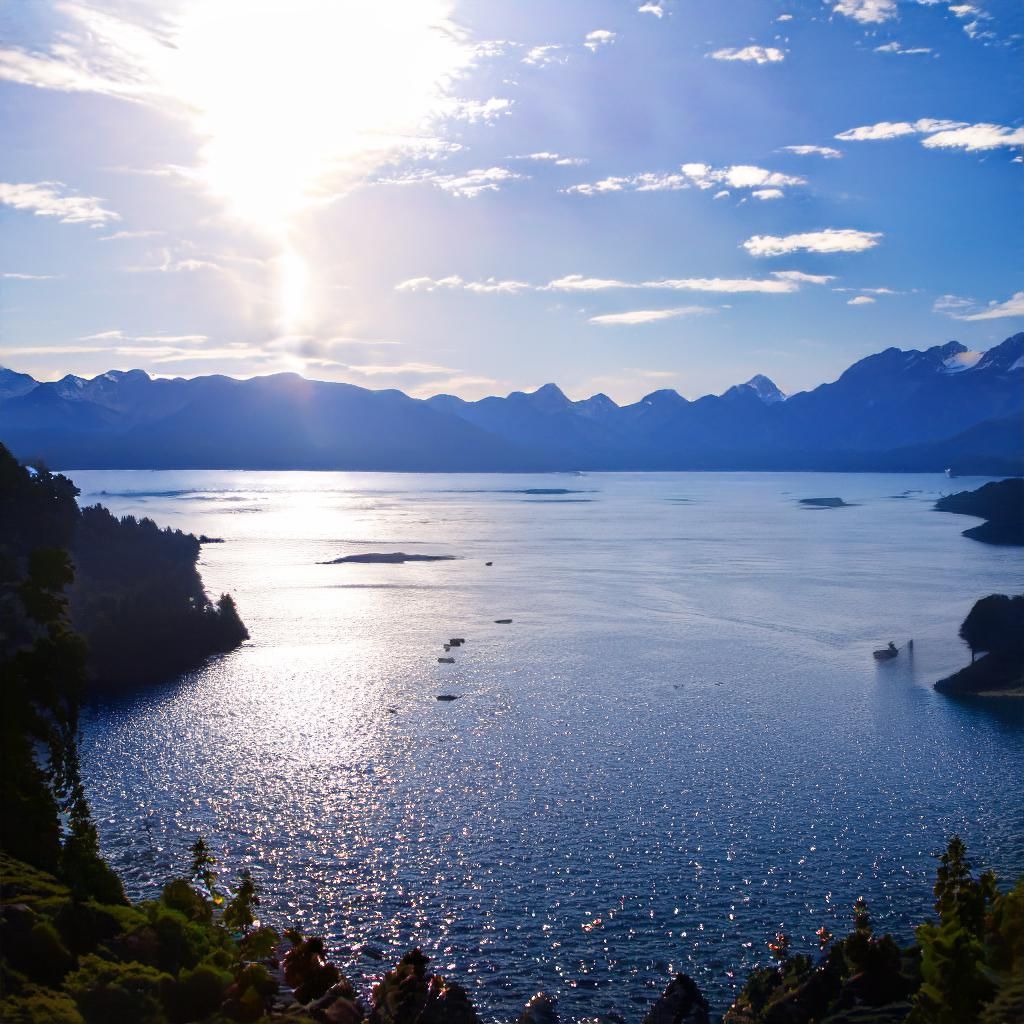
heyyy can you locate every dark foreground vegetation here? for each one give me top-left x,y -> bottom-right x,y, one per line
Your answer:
2,443 -> 1023,1022
935,594 -> 1024,696
0,442 -> 247,687
935,478 -> 1024,546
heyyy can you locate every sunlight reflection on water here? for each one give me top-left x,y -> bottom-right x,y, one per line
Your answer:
75,470 -> 1024,1021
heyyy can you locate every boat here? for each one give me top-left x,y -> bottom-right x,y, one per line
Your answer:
449,638 -> 465,645
873,642 -> 899,661
494,618 -> 512,624
438,657 -> 455,664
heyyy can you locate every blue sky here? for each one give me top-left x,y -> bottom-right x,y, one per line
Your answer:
1,0 -> 1022,402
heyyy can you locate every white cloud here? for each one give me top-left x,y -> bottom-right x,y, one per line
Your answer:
584,30 -> 616,52
922,123 -> 1024,150
448,97 -> 513,123
1,271 -> 58,280
566,162 -> 805,197
512,152 -> 588,166
847,295 -> 876,305
777,13 -> 794,21
874,41 -> 933,54
379,166 -> 526,198
709,46 -> 785,64
0,181 -> 119,226
832,0 -> 898,24
546,273 -> 829,293
396,275 -> 530,294
683,163 -> 806,189
522,44 -> 568,67
589,307 -> 713,325
752,188 -> 785,200
98,228 -> 162,241
638,2 -> 666,16
713,190 -> 730,199
773,270 -> 836,284
836,118 -> 1023,153
399,271 -> 834,296
936,291 -> 1024,320
564,172 -> 690,195
782,145 -> 843,158
743,228 -> 882,256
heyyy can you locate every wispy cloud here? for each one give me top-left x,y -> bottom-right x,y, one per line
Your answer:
874,42 -> 934,55
847,295 -> 876,305
836,118 -> 1024,151
832,0 -> 897,24
565,162 -> 805,197
396,275 -> 531,294
447,97 -> 514,123
709,46 -> 785,64
638,2 -> 666,16
743,229 -> 882,256
589,307 -> 714,325
522,44 -> 569,67
378,166 -> 527,198
1,271 -> 58,280
398,272 -> 833,295
0,181 -> 119,226
98,228 -> 163,241
511,152 -> 588,166
922,123 -> 1024,150
584,30 -> 616,52
782,145 -> 843,158
934,291 -> 1024,320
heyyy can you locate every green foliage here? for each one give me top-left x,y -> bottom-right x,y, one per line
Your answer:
163,963 -> 232,1024
63,955 -> 172,1024
223,868 -> 259,934
0,985 -> 85,1024
189,838 -> 220,904
160,878 -> 213,924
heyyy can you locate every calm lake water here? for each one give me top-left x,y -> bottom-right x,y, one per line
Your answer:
72,470 -> 1024,1021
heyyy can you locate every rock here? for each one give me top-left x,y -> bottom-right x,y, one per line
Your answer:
307,979 -> 365,1024
495,618 -> 513,624
438,657 -> 455,664
436,694 -> 461,702
517,992 -> 559,1024
643,974 -> 711,1024
360,944 -> 385,960
370,949 -> 480,1024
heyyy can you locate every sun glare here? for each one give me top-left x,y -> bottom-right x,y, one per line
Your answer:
76,0 -> 472,331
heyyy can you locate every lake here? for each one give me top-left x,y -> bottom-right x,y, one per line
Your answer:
71,469 -> 1024,1021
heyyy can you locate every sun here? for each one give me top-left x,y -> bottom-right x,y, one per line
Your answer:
48,0 -> 473,332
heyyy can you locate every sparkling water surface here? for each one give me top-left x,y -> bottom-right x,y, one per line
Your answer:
71,470 -> 1024,1021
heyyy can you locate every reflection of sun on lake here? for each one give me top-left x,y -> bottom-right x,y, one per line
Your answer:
74,469 -> 1024,1019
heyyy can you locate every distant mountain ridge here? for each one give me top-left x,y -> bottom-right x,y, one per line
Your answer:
1,333 -> 1022,473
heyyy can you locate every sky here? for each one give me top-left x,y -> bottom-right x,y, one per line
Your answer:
0,0 -> 1022,403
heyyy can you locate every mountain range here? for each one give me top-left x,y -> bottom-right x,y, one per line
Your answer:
1,333 -> 1022,474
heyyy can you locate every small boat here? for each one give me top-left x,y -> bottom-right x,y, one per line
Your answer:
494,618 -> 512,625
485,561 -> 493,566
436,694 -> 461,702
449,638 -> 465,646
438,656 -> 455,664
873,642 -> 899,661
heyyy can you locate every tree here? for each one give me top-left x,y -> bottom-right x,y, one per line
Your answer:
958,594 -> 1024,663
223,868 -> 260,934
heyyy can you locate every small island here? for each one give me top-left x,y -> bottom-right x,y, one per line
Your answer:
935,477 -> 1024,545
934,593 -> 1024,697
799,497 -> 853,509
319,552 -> 457,564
